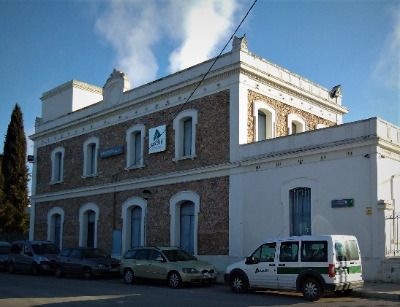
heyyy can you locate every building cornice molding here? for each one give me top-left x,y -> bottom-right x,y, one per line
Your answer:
41,80 -> 102,101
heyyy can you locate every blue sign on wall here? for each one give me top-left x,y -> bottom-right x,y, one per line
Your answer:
99,145 -> 123,158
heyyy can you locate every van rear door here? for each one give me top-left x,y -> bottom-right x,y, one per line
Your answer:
334,237 -> 362,283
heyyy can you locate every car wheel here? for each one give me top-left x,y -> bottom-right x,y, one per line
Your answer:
8,262 -> 16,274
83,267 -> 92,280
302,278 -> 322,301
124,269 -> 134,284
31,263 -> 40,276
168,272 -> 182,288
230,274 -> 247,294
55,266 -> 63,278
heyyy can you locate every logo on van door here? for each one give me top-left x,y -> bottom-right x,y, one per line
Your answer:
255,268 -> 269,274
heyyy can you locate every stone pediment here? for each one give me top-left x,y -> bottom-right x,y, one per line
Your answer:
103,69 -> 130,106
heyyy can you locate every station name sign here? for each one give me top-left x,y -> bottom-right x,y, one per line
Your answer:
331,199 -> 354,208
99,145 -> 123,158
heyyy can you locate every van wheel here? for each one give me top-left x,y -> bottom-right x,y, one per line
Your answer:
168,272 -> 182,288
8,263 -> 16,274
83,267 -> 92,280
230,274 -> 247,294
302,278 -> 322,301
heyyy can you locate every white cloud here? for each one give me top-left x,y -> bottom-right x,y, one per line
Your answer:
94,0 -> 240,87
167,0 -> 238,73
373,6 -> 400,89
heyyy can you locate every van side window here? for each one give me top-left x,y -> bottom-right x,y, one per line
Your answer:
279,242 -> 299,262
301,241 -> 327,262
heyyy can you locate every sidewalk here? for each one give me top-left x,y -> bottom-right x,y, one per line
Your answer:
352,281 -> 400,301
216,274 -> 400,301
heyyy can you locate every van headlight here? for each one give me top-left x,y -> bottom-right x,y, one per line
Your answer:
182,268 -> 198,274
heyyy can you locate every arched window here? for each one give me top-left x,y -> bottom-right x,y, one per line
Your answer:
131,206 -> 142,248
83,137 -> 99,176
287,114 -> 306,135
253,102 -> 276,141
173,109 -> 197,160
79,203 -> 99,247
180,202 -> 195,254
121,197 -> 147,253
170,191 -> 200,254
47,207 -> 64,250
51,147 -> 65,183
126,124 -> 145,168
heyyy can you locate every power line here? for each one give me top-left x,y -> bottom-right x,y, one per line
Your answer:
112,0 -> 258,181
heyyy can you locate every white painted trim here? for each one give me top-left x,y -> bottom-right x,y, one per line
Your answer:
173,109 -> 198,160
121,197 -> 147,253
253,101 -> 276,140
126,124 -> 145,168
79,203 -> 99,247
169,191 -> 200,254
47,207 -> 64,249
287,114 -> 306,134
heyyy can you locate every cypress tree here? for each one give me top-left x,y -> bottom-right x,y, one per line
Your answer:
0,104 -> 29,233
0,154 -> 4,204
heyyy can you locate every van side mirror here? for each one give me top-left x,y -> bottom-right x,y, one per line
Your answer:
245,256 -> 258,264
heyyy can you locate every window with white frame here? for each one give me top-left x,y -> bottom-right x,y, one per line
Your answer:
287,114 -> 306,135
173,109 -> 197,160
170,191 -> 199,255
83,137 -> 99,177
51,147 -> 65,183
126,124 -> 145,168
47,207 -> 64,250
253,102 -> 276,141
121,197 -> 147,253
79,203 -> 99,248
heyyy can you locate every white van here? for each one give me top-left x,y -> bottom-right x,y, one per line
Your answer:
224,235 -> 363,300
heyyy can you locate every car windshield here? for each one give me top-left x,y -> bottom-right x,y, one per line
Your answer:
82,248 -> 109,258
162,249 -> 197,262
0,246 -> 10,254
32,243 -> 60,254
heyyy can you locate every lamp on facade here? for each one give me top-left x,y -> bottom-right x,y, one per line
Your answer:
143,189 -> 151,200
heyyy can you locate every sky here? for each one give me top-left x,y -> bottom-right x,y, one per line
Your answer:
0,0 -> 399,160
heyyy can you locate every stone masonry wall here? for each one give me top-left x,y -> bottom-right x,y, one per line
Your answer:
34,176 -> 230,255
247,90 -> 336,142
35,90 -> 230,194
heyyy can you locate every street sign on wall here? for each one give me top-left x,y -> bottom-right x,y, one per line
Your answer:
331,199 -> 354,208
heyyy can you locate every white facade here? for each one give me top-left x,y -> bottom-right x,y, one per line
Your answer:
228,118 -> 400,280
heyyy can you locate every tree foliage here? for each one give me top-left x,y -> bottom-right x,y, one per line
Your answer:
0,104 -> 29,233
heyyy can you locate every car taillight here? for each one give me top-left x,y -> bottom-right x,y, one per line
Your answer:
329,263 -> 335,278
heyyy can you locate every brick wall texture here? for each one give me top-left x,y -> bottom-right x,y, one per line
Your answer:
247,90 -> 336,142
34,90 -> 231,255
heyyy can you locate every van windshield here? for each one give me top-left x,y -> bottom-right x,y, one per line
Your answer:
335,239 -> 360,261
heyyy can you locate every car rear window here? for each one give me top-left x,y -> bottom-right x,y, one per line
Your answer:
335,239 -> 360,261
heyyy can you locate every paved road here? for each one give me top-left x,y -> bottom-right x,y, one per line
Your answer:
0,272 -> 398,306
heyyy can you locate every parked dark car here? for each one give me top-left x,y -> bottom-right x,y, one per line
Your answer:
0,241 -> 11,271
55,247 -> 120,280
8,240 -> 60,275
